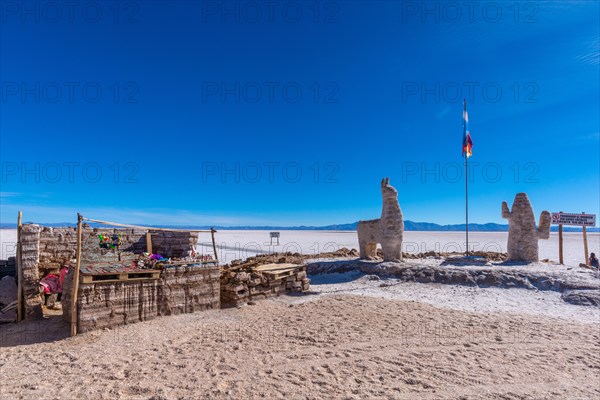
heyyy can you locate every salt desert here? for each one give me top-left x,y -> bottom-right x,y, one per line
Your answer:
2,229 -> 599,266
2,228 -> 598,266
203,230 -> 598,266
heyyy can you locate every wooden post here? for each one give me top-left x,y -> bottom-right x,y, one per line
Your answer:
70,213 -> 83,337
210,228 -> 218,263
146,232 -> 153,254
558,224 -> 564,265
16,211 -> 23,322
583,212 -> 589,266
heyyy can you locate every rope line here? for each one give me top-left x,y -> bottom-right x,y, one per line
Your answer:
81,217 -> 214,233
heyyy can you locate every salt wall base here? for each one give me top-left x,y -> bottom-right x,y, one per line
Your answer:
221,266 -> 310,308
63,266 -> 220,333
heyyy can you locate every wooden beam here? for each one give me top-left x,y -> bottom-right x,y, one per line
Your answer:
81,217 -> 212,233
146,232 -> 153,254
583,225 -> 589,266
558,223 -> 564,265
70,213 -> 83,337
211,228 -> 219,263
16,211 -> 23,322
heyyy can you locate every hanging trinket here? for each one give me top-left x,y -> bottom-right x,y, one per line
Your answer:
98,233 -> 122,249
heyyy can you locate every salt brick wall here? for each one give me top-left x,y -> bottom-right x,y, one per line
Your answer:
20,224 -> 43,319
158,266 -> 220,316
62,265 -> 220,333
19,223 -> 201,319
36,226 -> 199,273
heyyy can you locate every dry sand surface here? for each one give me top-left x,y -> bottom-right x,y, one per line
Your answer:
2,279 -> 599,400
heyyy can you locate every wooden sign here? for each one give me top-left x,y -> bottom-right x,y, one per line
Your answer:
551,212 -> 596,227
551,212 -> 596,265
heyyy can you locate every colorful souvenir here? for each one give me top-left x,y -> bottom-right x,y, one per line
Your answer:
98,233 -> 122,249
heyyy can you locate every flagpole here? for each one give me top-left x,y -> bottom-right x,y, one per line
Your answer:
464,99 -> 469,257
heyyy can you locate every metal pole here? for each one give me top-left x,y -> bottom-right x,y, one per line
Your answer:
464,99 -> 469,257
465,154 -> 469,257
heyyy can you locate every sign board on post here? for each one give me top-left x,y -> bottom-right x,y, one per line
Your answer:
551,212 -> 597,266
551,212 -> 596,227
270,232 -> 280,245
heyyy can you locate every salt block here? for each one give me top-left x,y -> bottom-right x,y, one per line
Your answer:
0,276 -> 18,305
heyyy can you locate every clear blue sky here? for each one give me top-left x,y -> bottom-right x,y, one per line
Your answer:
1,1 -> 598,226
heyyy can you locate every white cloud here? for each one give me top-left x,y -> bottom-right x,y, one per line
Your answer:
0,192 -> 21,198
0,204 -> 271,227
435,106 -> 451,120
581,132 -> 600,140
572,38 -> 600,66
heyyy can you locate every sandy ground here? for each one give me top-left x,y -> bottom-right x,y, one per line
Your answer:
1,274 -> 599,400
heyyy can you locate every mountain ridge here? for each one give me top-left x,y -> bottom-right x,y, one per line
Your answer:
1,221 -> 597,232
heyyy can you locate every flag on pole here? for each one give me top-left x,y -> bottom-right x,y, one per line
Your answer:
462,100 -> 473,158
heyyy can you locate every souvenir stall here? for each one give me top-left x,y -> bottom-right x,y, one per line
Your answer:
63,214 -> 220,336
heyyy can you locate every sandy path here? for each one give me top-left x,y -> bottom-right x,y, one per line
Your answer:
2,288 -> 599,400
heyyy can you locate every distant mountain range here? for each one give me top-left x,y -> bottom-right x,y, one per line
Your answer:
1,221 -> 598,232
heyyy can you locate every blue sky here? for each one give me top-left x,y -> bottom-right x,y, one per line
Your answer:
1,0 -> 598,226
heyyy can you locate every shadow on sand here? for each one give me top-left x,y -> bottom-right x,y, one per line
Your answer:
0,314 -> 70,347
308,269 -> 365,285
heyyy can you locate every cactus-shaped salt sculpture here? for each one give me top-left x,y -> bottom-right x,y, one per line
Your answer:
501,193 -> 551,262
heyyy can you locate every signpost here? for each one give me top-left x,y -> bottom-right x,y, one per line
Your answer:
270,232 -> 280,246
551,212 -> 596,265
